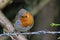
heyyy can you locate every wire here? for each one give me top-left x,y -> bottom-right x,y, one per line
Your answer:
0,30 -> 60,36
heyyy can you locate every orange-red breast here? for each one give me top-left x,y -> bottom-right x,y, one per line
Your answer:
14,9 -> 34,32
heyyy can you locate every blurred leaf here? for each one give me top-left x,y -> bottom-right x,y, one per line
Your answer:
57,37 -> 60,39
50,23 -> 60,27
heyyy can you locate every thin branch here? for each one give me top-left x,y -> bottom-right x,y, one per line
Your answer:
31,0 -> 50,16
0,0 -> 13,9
24,0 -> 31,5
0,10 -> 15,32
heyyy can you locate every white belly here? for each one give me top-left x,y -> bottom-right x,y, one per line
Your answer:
14,20 -> 33,32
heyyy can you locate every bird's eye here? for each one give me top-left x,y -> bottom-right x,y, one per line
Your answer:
24,16 -> 27,18
21,16 -> 27,18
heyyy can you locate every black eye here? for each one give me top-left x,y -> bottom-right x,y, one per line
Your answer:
25,16 -> 27,18
21,16 -> 27,18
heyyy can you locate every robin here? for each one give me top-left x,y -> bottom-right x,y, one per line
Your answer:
14,9 -> 34,32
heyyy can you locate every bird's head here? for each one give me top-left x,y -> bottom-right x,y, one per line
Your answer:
18,9 -> 34,27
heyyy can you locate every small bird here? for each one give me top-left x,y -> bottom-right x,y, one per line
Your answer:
14,9 -> 34,32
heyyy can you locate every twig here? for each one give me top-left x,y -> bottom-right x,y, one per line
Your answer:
24,0 -> 31,5
0,10 -> 15,32
31,0 -> 50,16
0,0 -> 13,9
